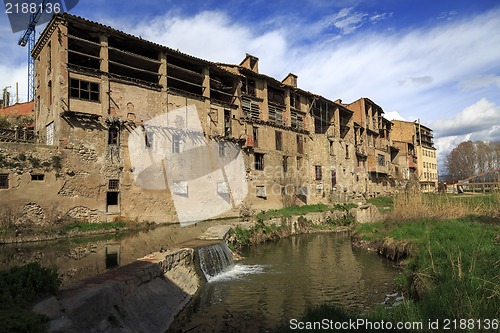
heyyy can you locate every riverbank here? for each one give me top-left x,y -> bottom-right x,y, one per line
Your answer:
279,192 -> 500,332
1,204 -> 363,332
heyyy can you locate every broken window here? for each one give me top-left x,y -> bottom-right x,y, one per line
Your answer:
315,165 -> 322,180
167,56 -> 203,95
172,134 -> 181,153
108,179 -> 119,191
378,154 -> 385,167
253,126 -> 259,147
242,97 -> 260,120
31,174 -> 45,181
268,104 -> 284,125
145,130 -> 154,149
0,174 -> 9,189
108,127 -> 119,145
275,131 -> 282,151
224,109 -> 231,136
210,73 -> 236,104
291,109 -> 304,130
268,87 -> 284,105
255,153 -> 264,171
70,78 -> 99,102
242,77 -> 256,96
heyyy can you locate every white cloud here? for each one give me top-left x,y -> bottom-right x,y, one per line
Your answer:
433,99 -> 500,169
384,111 -> 407,121
432,98 -> 500,138
370,12 -> 392,23
320,7 -> 368,35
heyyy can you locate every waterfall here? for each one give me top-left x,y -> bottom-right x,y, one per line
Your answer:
197,242 -> 234,281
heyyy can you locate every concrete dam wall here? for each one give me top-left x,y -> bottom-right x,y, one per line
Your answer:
33,245 -> 220,333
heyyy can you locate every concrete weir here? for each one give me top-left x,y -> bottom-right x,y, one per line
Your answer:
33,248 -> 203,333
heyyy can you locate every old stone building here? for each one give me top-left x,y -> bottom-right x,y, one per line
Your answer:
391,120 -> 438,192
0,13 -> 438,225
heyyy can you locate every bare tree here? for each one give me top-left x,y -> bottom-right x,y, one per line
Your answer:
446,140 -> 500,181
445,141 -> 477,181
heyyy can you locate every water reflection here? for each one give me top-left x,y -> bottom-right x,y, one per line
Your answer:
169,233 -> 400,332
0,220 -> 239,286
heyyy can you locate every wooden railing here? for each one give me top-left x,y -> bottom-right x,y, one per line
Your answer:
0,127 -> 35,143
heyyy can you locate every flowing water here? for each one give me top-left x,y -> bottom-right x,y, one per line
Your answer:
197,242 -> 235,281
169,232 -> 401,333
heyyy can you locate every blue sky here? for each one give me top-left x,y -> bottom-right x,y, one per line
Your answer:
1,0 -> 500,168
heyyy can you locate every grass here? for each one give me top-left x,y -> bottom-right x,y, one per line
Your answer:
0,262 -> 60,333
290,191 -> 500,331
60,221 -> 126,233
366,196 -> 394,211
256,203 -> 357,221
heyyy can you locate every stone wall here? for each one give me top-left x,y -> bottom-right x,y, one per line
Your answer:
33,248 -> 200,333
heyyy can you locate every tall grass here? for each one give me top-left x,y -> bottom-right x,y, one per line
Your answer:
386,192 -> 499,222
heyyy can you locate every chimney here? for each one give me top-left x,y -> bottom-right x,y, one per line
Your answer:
240,53 -> 259,73
282,73 -> 298,88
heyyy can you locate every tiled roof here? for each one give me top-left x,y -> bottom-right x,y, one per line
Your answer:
0,101 -> 34,117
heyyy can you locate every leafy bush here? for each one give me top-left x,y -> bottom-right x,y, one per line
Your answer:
0,262 -> 60,333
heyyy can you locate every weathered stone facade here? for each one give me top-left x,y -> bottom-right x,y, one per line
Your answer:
391,120 -> 438,192
0,13 -> 438,225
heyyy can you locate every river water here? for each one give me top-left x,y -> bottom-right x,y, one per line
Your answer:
168,232 -> 401,332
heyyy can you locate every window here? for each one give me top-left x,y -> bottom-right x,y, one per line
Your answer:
345,144 -> 349,159
0,174 -> 9,189
315,165 -> 322,180
172,134 -> 180,153
108,127 -> 119,145
255,153 -> 264,171
48,80 -> 52,106
275,131 -> 282,151
106,192 -> 119,207
291,109 -> 303,130
297,156 -> 303,171
70,78 -> 99,102
377,154 -> 385,167
242,77 -> 256,96
253,126 -> 259,147
297,135 -> 303,154
242,97 -> 260,119
108,179 -> 119,191
329,141 -> 334,156
219,141 -> 225,157
290,93 -> 300,109
145,131 -> 154,149
331,170 -> 337,189
31,174 -> 45,181
46,122 -> 54,145
47,41 -> 51,72
256,185 -> 267,198
282,156 -> 288,173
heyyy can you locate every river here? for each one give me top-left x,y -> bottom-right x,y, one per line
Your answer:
168,232 -> 401,332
